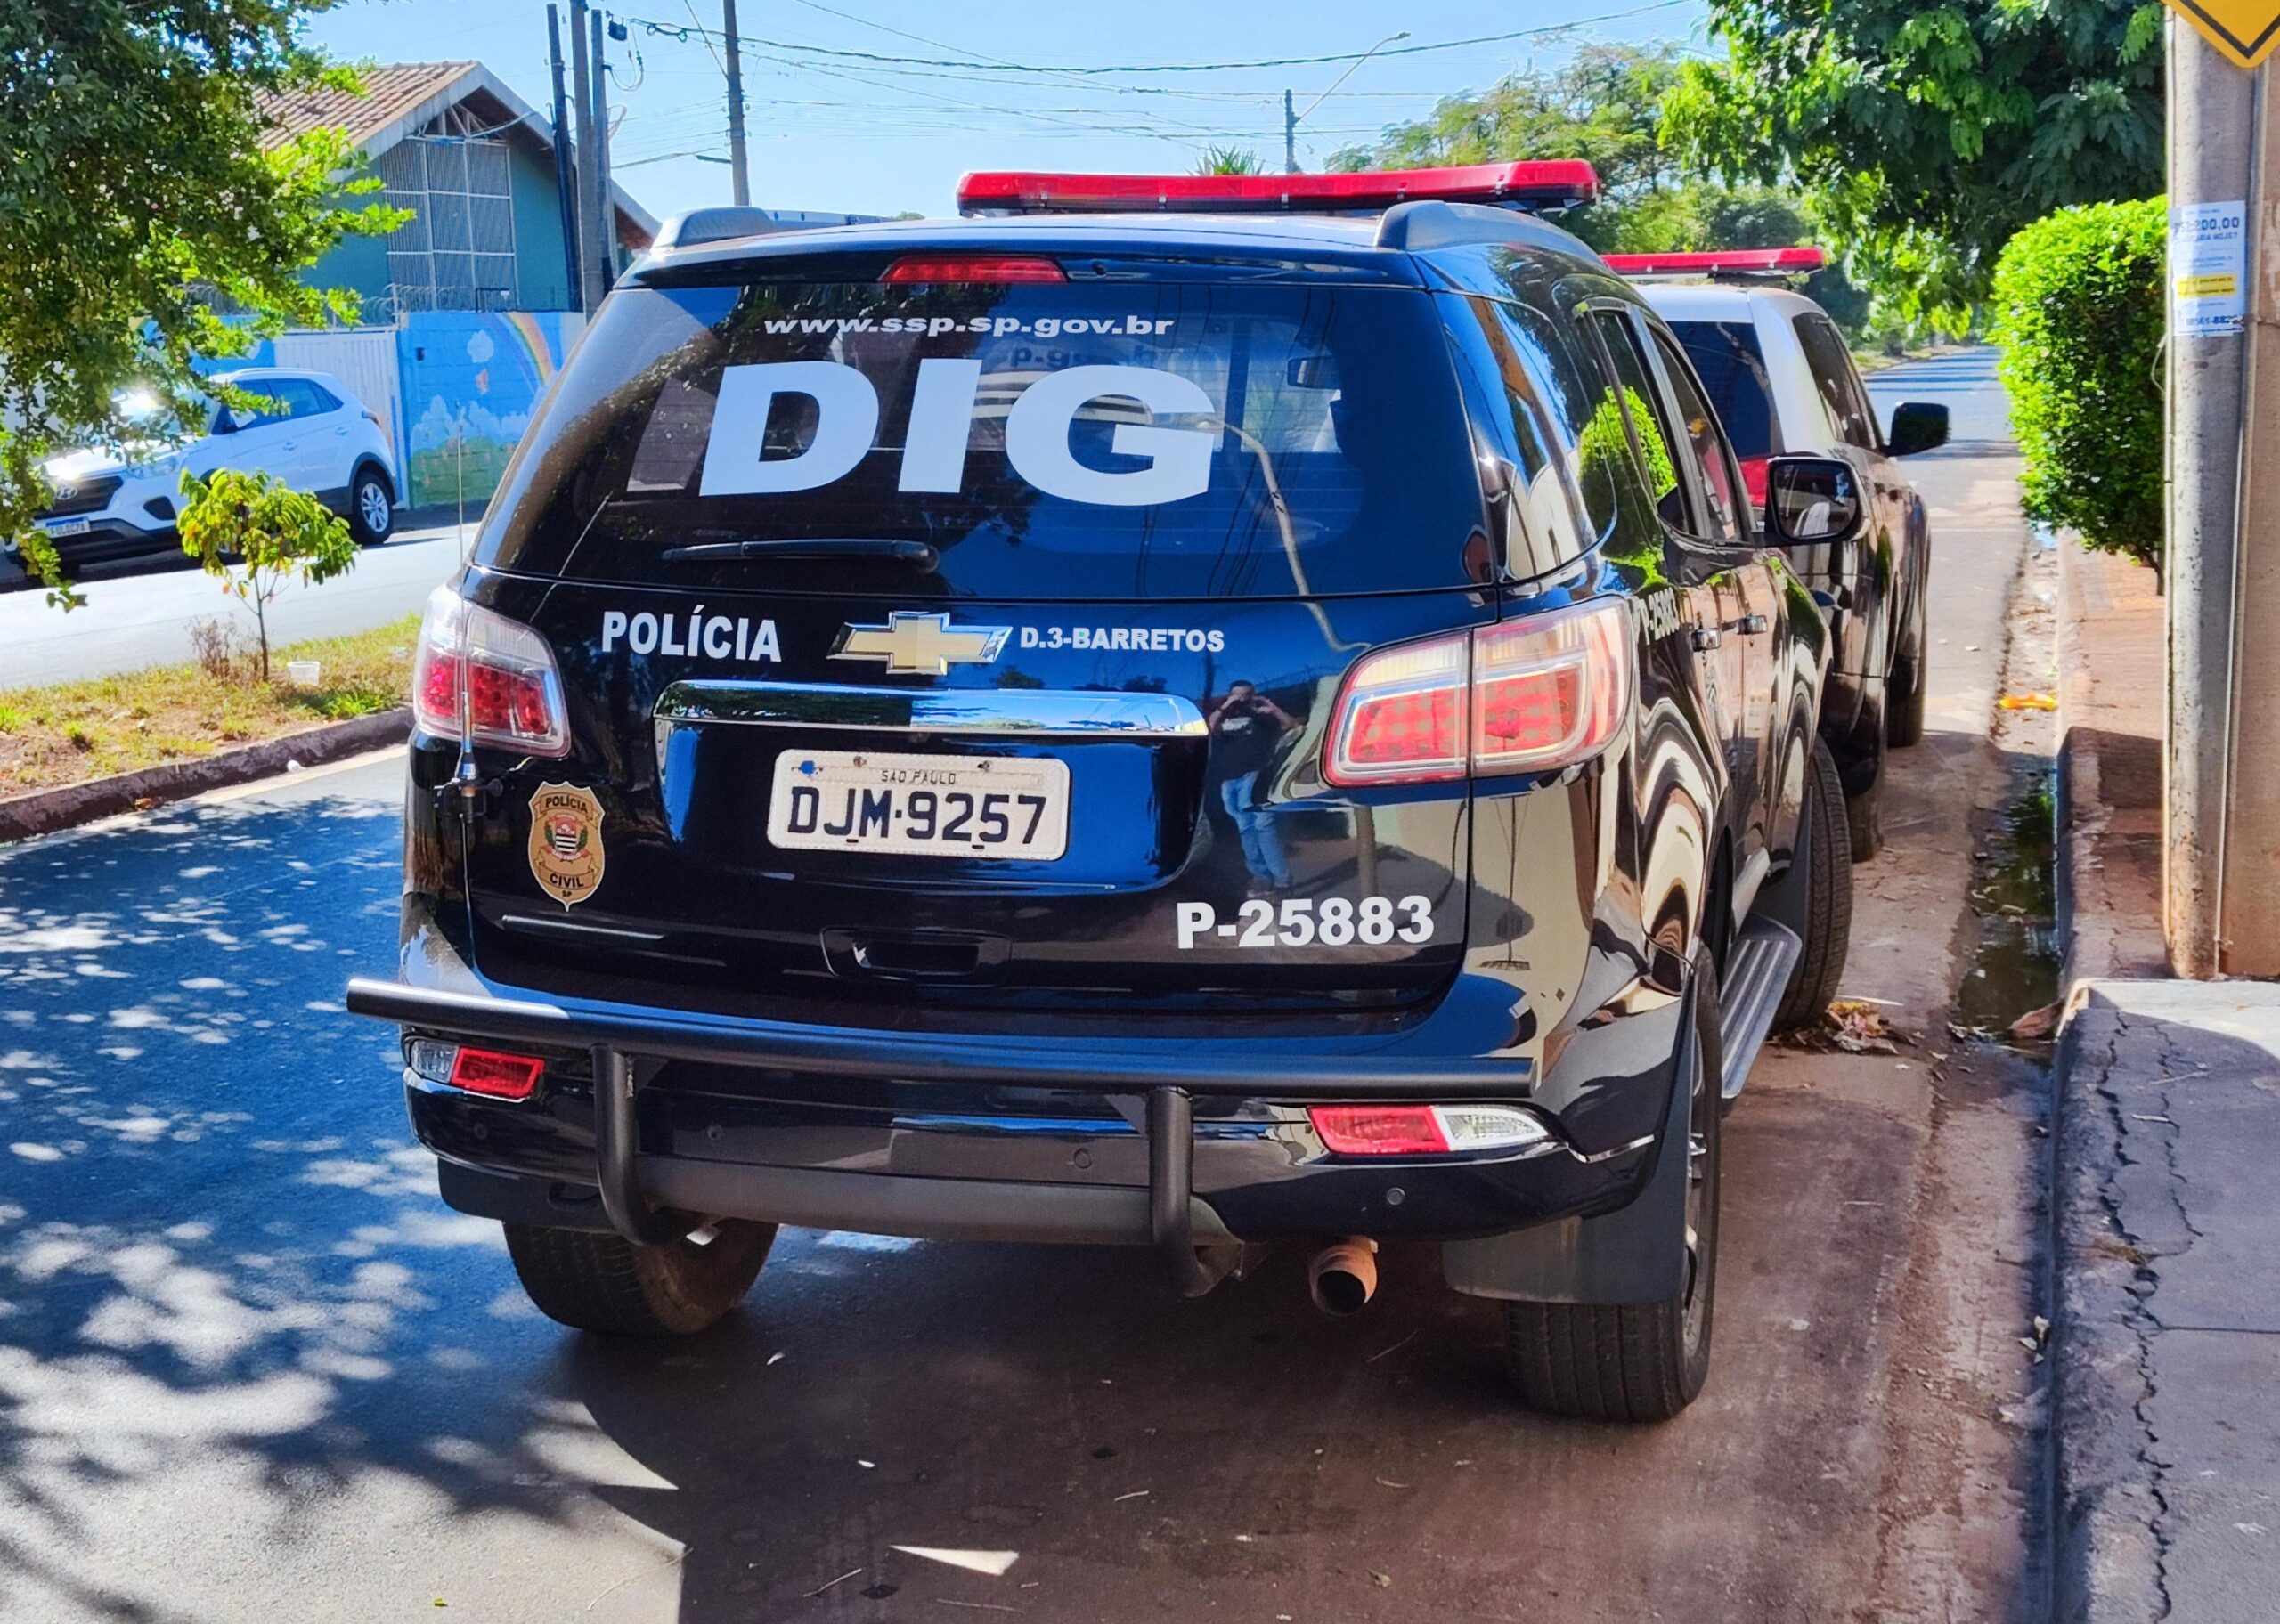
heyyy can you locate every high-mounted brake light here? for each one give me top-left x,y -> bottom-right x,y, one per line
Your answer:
1309,1103 -> 1551,1157
412,585 -> 572,758
1323,599 -> 1633,788
957,160 -> 1599,216
881,254 -> 1067,284
1602,247 -> 1828,279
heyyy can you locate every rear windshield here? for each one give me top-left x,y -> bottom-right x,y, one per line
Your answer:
1667,320 -> 1781,461
476,279 -> 1487,599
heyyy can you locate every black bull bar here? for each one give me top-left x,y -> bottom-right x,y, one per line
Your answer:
343,977 -> 1535,1297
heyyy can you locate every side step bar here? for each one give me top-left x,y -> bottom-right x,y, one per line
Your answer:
1717,917 -> 1801,1100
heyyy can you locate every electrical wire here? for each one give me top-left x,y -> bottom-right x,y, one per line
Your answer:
621,0 -> 1693,77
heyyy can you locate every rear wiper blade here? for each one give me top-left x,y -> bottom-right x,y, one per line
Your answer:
660,536 -> 939,569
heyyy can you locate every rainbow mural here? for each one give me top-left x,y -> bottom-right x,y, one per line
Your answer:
397,311 -> 583,509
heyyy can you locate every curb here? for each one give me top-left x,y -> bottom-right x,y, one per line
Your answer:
2049,534 -> 2174,1624
0,707 -> 410,845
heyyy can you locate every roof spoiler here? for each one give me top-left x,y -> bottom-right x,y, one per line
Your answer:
651,207 -> 795,251
956,161 -> 1599,217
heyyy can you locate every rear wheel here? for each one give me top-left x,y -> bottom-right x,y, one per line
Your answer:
348,467 -> 395,546
1886,595 -> 1929,747
503,1219 -> 775,1336
1502,950 -> 1722,1424
1845,725 -> 1886,862
1773,737 -> 1854,1031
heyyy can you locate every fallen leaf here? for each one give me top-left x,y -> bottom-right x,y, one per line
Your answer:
1997,691 -> 2058,711
1371,1571 -> 1393,1588
2008,1003 -> 2064,1041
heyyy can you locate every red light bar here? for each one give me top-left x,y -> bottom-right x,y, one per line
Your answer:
1601,247 -> 1828,277
880,254 -> 1066,284
956,160 -> 1599,216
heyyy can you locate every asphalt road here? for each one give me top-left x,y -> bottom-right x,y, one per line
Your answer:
0,520 -> 468,688
0,355 -> 2051,1622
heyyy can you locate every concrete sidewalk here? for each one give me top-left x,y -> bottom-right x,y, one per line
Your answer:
2053,540 -> 2280,1623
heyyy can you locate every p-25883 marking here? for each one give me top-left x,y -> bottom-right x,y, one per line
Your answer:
1175,896 -> 1434,950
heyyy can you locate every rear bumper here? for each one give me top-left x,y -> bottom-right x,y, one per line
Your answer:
346,894 -> 1690,1295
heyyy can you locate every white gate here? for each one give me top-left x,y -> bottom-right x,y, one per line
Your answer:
272,329 -> 407,478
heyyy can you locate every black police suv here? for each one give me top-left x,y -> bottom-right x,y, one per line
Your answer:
346,161 -> 1863,1422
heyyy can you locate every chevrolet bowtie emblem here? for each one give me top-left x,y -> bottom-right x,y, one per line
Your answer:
829,612 -> 1010,677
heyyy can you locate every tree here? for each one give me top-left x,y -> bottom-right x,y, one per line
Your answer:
1326,45 -> 1829,264
1193,145 -> 1267,176
0,2 -> 403,605
1989,199 -> 2165,568
178,469 -> 359,681
1664,0 -> 2165,329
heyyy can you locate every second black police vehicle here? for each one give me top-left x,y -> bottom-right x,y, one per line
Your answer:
347,162 -> 1863,1422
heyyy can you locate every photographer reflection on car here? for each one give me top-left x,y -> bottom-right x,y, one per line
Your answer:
1208,680 -> 1298,895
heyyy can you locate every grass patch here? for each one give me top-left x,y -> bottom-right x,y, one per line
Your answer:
0,614 -> 419,799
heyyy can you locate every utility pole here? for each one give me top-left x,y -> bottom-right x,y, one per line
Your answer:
2166,16 -> 2260,975
569,0 -> 605,313
723,0 -> 753,207
545,4 -> 582,310
590,7 -> 618,295
1283,89 -> 1298,174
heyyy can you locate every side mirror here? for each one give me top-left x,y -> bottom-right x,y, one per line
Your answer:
1763,455 -> 1865,547
1886,401 -> 1950,457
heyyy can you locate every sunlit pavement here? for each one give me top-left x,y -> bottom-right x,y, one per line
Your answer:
2,353 -> 2056,1623
0,521 -> 468,688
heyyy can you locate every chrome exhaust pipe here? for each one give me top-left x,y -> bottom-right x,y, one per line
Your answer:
1307,1236 -> 1379,1315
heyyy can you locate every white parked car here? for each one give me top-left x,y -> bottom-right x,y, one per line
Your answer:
17,367 -> 400,576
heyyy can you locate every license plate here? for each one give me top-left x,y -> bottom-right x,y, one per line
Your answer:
42,519 -> 93,537
767,749 -> 1070,861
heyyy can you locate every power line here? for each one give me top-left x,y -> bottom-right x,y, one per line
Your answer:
620,0 -> 1694,77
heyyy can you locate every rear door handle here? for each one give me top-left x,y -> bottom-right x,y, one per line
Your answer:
1726,614 -> 1770,634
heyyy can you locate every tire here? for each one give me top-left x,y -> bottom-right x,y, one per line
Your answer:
1773,737 -> 1854,1032
503,1219 -> 775,1336
1886,593 -> 1928,747
1502,949 -> 1722,1424
348,466 -> 395,546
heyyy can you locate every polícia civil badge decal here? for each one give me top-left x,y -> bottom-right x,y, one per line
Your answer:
527,784 -> 606,907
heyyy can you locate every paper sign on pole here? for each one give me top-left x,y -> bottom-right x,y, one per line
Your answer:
2170,199 -> 2249,337
2162,0 -> 2280,69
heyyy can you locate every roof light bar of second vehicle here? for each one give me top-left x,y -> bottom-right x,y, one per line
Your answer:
1600,247 -> 1828,280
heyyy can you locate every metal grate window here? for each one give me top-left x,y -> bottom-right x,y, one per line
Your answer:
380,105 -> 520,314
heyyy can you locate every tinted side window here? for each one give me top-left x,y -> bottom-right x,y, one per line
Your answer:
1440,296 -> 1569,578
1650,328 -> 1747,546
1587,309 -> 1690,533
1792,313 -> 1877,451
250,379 -> 326,424
1671,321 -> 1780,461
1488,300 -> 1619,548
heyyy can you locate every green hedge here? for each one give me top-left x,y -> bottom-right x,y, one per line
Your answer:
1990,198 -> 2167,569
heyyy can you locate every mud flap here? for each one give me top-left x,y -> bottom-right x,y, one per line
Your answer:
1439,973 -> 1697,1305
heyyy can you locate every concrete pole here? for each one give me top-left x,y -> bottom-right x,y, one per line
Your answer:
590,9 -> 618,294
568,0 -> 606,313
723,0 -> 753,207
545,5 -> 582,309
2219,63 -> 2280,974
2165,18 -> 2258,977
1284,90 -> 1298,175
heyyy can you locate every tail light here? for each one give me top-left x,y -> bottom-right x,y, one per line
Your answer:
1323,598 -> 1633,786
412,585 -> 570,757
1309,1103 -> 1550,1156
